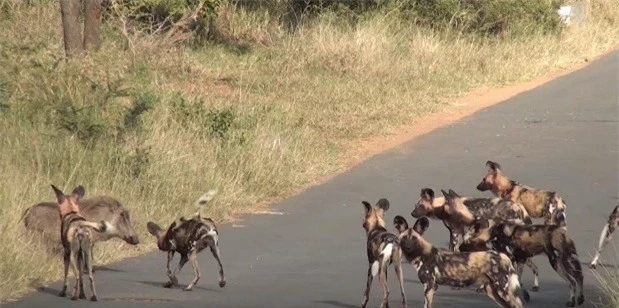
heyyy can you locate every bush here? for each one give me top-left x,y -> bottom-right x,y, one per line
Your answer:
236,0 -> 564,36
110,0 -> 227,40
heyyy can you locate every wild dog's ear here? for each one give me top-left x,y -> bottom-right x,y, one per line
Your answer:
441,189 -> 451,199
71,185 -> 85,200
51,184 -> 65,204
362,201 -> 372,215
474,218 -> 490,233
393,215 -> 409,233
420,188 -> 434,200
486,161 -> 501,173
555,210 -> 567,227
376,198 -> 390,212
413,217 -> 430,235
448,189 -> 460,198
146,221 -> 164,237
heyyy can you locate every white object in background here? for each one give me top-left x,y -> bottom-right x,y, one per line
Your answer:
557,5 -> 573,25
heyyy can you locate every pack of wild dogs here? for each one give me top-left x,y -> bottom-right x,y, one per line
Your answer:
21,160 -> 618,306
360,160 -> 619,308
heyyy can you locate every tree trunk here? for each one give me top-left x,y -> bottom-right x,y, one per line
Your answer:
60,0 -> 83,57
83,0 -> 102,51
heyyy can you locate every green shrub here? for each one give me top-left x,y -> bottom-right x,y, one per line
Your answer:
396,0 -> 564,36
111,0 -> 227,39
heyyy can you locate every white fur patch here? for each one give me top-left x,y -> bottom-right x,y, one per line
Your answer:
380,243 -> 393,261
371,261 -> 380,277
103,221 -> 116,234
597,223 -> 610,251
198,189 -> 218,205
509,273 -> 520,293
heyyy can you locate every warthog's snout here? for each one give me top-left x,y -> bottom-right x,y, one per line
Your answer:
124,235 -> 140,245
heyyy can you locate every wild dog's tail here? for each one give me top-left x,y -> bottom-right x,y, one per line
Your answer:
371,236 -> 398,277
194,189 -> 218,218
77,220 -> 113,234
371,243 -> 394,277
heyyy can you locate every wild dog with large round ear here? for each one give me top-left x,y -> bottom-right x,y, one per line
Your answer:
464,219 -> 585,306
146,190 -> 226,292
361,198 -> 406,308
476,160 -> 568,225
397,217 -> 523,308
52,184 -> 113,301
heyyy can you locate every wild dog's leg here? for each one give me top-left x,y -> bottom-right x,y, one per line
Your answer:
171,253 -> 189,286
515,261 -> 530,303
485,278 -> 522,308
361,265 -> 374,308
206,236 -> 226,288
59,249 -> 70,297
77,250 -> 86,299
184,251 -> 200,291
526,258 -> 540,292
564,252 -> 585,306
69,248 -> 81,300
549,253 -> 577,307
82,236 -> 97,301
393,254 -> 407,308
591,220 -> 616,269
378,258 -> 390,308
423,282 -> 435,308
163,251 -> 177,288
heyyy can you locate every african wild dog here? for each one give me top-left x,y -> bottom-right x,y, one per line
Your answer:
361,198 -> 406,308
476,160 -> 567,225
411,188 -> 540,291
590,204 -> 619,269
52,184 -> 114,301
146,190 -> 225,291
395,215 -> 523,308
462,214 -> 584,307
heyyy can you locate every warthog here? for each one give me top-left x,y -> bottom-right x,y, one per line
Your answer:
22,195 -> 140,249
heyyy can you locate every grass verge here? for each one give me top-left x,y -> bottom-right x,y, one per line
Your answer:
1,0 -> 618,301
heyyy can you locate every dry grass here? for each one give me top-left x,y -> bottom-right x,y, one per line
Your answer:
1,0 -> 618,302
591,244 -> 619,307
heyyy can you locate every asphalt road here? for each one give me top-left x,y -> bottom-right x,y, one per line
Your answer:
6,50 -> 618,308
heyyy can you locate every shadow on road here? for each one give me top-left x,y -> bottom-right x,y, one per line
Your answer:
135,280 -> 223,293
94,265 -> 125,273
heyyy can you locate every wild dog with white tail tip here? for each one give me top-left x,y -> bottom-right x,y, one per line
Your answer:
476,160 -> 567,225
462,213 -> 584,307
590,204 -> 619,269
395,215 -> 523,308
52,184 -> 114,301
146,190 -> 225,291
361,198 -> 406,308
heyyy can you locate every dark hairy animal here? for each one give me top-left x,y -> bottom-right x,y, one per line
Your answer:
476,160 -> 567,225
462,215 -> 584,307
361,198 -> 406,308
22,196 -> 140,248
146,190 -> 225,292
394,216 -> 523,308
590,204 -> 619,269
51,184 -> 114,301
411,188 -> 540,291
